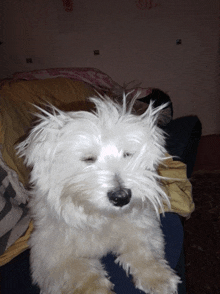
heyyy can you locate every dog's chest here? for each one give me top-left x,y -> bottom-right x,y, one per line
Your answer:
72,216 -> 147,257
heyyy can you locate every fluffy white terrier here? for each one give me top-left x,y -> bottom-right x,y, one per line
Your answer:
17,95 -> 180,294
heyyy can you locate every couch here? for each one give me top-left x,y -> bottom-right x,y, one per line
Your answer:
0,68 -> 201,293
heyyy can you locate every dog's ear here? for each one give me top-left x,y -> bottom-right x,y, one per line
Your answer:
140,100 -> 170,129
137,102 -> 167,168
16,106 -> 67,171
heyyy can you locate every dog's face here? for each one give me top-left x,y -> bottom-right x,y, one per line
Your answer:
17,96 -> 169,226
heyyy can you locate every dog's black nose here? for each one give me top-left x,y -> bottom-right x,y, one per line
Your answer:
107,188 -> 131,207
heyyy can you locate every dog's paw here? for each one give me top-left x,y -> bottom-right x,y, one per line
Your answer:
134,263 -> 180,294
71,275 -> 115,294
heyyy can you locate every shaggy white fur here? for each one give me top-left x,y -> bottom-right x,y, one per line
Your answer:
17,94 -> 180,294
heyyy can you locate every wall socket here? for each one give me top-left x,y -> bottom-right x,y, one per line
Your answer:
94,50 -> 100,55
26,58 -> 33,63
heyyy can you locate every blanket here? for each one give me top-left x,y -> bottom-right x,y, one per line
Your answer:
0,148 -> 29,255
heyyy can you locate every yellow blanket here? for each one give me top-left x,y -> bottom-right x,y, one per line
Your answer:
0,78 -> 96,185
0,78 -> 194,266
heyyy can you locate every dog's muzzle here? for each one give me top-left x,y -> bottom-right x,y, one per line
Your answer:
107,188 -> 131,207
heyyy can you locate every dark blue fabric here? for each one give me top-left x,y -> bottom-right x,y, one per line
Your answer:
0,249 -> 39,294
160,213 -> 184,269
163,116 -> 201,178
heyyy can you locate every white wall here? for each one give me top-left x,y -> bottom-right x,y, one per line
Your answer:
0,0 -> 219,135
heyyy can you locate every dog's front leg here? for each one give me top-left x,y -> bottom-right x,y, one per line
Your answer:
51,257 -> 115,294
115,236 -> 180,294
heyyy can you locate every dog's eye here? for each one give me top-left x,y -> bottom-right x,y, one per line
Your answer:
123,152 -> 133,158
82,156 -> 97,164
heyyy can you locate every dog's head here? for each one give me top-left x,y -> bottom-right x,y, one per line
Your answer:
17,94 -> 170,226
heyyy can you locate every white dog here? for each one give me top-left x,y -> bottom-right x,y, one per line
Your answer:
17,94 -> 180,294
